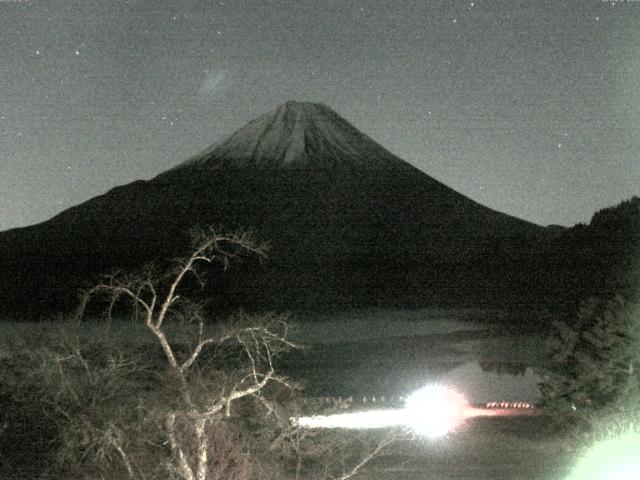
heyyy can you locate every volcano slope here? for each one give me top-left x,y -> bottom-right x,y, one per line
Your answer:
0,101 -> 554,316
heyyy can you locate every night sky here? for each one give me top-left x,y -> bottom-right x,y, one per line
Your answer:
1,0 -> 638,231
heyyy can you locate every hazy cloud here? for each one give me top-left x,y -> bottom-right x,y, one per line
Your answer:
199,69 -> 230,97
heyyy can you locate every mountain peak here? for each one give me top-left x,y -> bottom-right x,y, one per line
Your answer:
279,99 -> 328,111
175,101 -> 412,171
274,100 -> 337,118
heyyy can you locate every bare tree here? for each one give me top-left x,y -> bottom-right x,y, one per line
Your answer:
2,227 -> 405,480
76,228 -> 298,480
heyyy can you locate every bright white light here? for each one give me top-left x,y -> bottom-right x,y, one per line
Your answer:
602,465 -> 637,480
294,384 -> 469,439
295,409 -> 402,430
566,432 -> 640,480
403,384 -> 469,438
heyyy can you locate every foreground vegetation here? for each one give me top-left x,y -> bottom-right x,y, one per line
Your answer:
1,215 -> 638,478
0,229 -> 402,479
537,293 -> 640,479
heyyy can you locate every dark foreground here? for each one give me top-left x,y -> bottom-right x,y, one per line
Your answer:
0,416 -> 574,480
351,416 -> 572,480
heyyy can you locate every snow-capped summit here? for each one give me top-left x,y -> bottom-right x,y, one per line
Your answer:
178,101 -> 410,170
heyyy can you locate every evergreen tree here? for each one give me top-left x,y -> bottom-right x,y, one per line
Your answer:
540,295 -> 640,413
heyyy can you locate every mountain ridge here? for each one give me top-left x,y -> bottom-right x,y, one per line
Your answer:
0,101 -> 592,317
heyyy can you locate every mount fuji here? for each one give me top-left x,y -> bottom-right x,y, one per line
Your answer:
0,101 -> 554,315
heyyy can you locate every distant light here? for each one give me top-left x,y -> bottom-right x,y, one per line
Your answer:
403,385 -> 469,438
566,432 -> 640,480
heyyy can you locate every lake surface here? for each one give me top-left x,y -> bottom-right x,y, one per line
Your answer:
288,308 -> 546,403
1,308 -> 547,403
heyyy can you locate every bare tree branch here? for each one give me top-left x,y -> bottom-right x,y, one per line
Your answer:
166,412 -> 195,480
72,228 -> 299,479
334,432 -> 402,480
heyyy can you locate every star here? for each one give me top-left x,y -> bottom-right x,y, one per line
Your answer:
75,50 -> 80,55
35,50 -> 40,55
